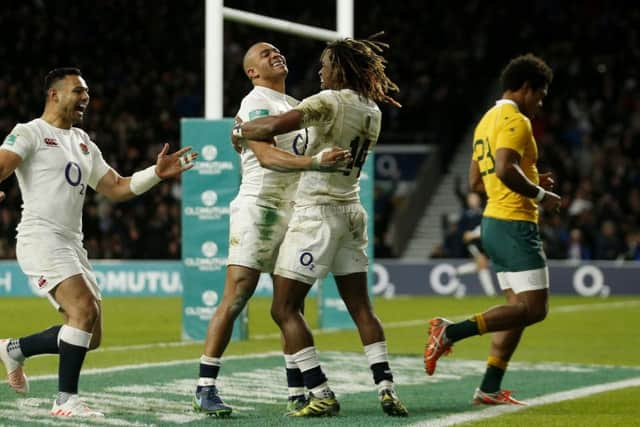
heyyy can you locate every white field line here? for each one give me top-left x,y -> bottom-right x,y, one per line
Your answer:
92,299 -> 640,353
12,355 -> 640,427
409,376 -> 640,427
22,351 -> 283,381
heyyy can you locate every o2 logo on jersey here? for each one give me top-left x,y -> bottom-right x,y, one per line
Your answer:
65,161 -> 85,195
292,129 -> 309,155
299,251 -> 315,271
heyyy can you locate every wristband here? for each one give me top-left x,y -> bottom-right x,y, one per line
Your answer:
534,185 -> 546,202
310,152 -> 323,170
130,165 -> 162,195
232,124 -> 243,139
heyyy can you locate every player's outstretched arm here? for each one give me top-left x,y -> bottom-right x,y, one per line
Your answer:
96,143 -> 197,202
248,141 -> 350,173
233,110 -> 303,141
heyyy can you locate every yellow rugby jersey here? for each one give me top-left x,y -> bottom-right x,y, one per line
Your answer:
473,99 -> 539,223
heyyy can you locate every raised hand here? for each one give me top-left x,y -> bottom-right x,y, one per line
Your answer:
155,143 -> 198,179
311,147 -> 352,171
231,116 -> 244,154
539,172 -> 555,191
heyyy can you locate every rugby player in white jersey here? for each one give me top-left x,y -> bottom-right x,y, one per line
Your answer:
193,42 -> 350,417
0,67 -> 196,417
231,35 -> 408,418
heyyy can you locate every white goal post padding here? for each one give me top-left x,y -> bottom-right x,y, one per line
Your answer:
205,0 -> 353,119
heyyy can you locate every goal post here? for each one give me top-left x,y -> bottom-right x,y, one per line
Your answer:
205,0 -> 353,119
182,1 -> 367,341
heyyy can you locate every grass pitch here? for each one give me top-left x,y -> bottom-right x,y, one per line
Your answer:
0,295 -> 638,425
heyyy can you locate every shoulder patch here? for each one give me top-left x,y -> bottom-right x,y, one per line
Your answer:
249,109 -> 270,120
3,134 -> 17,146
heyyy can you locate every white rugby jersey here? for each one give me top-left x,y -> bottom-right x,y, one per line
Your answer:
293,89 -> 381,206
236,86 -> 309,208
1,118 -> 111,240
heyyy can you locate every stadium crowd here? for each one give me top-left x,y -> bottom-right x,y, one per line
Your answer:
434,2 -> 640,261
0,1 -> 638,261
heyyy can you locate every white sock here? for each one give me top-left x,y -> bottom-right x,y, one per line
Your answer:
200,355 -> 221,367
284,354 -> 305,397
56,391 -> 75,405
284,354 -> 298,370
309,382 -> 332,398
377,379 -> 394,393
198,355 -> 221,386
292,347 -> 321,373
58,325 -> 91,348
364,341 -> 389,366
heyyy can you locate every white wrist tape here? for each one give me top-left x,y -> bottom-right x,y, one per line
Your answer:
534,185 -> 546,202
310,152 -> 323,170
232,124 -> 243,138
130,165 -> 162,195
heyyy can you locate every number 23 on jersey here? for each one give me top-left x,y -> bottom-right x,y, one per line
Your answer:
473,138 -> 495,176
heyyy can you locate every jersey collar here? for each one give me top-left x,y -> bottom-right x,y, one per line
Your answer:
254,85 -> 289,102
495,99 -> 519,110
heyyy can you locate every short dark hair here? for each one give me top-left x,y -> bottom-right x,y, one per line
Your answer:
500,54 -> 553,92
44,67 -> 82,92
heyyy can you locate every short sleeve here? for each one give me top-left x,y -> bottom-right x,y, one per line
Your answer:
237,96 -> 274,122
495,116 -> 532,157
294,91 -> 338,128
87,140 -> 112,189
0,124 -> 37,160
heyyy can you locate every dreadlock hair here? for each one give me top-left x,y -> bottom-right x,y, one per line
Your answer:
324,32 -> 401,108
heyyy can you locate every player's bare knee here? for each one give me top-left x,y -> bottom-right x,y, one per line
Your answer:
522,302 -> 547,325
270,304 -> 285,326
67,300 -> 99,329
529,303 -> 548,324
228,293 -> 249,317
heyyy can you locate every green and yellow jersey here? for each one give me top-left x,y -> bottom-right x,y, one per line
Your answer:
472,99 -> 539,223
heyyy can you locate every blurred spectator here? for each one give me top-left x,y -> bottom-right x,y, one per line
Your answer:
0,1 -> 638,261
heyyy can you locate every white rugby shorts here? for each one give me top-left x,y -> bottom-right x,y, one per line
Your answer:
227,196 -> 293,272
496,267 -> 550,294
274,203 -> 368,285
16,233 -> 101,310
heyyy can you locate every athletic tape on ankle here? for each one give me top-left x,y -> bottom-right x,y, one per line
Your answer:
199,354 -> 221,366
487,355 -> 508,370
364,341 -> 389,365
293,347 -> 321,372
58,325 -> 92,348
475,313 -> 488,335
130,165 -> 162,195
284,354 -> 298,369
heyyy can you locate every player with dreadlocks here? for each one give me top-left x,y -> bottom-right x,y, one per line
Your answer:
232,33 -> 407,417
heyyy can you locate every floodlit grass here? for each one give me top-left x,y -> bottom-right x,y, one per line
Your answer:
1,295 -> 638,425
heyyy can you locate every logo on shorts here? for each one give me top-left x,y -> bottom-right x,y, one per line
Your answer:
299,251 -> 315,271
44,138 -> 58,147
37,275 -> 48,288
